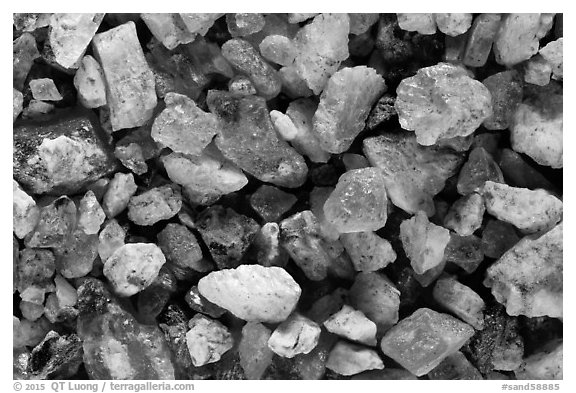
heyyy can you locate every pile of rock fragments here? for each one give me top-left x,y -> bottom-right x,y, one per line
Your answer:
13,13 -> 562,380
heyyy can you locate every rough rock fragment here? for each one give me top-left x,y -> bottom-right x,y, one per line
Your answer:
326,341 -> 384,376
128,185 -> 182,226
539,38 -> 563,80
103,243 -> 166,297
53,229 -> 98,278
323,168 -> 388,233
197,265 -> 301,323
73,55 -> 107,108
348,272 -> 400,333
292,13 -> 350,94
396,13 -> 436,34
13,33 -> 40,90
13,112 -> 118,195
77,190 -> 105,235
186,314 -> 233,367
157,224 -> 211,279
352,369 -> 417,380
97,219 -> 125,262
288,13 -> 318,23
178,13 -> 223,36
284,98 -> 330,163
227,13 -> 265,37
249,185 -> 297,222
253,223 -> 289,267
279,211 -> 333,281
510,85 -> 562,168
494,14 -> 553,67
458,147 -> 504,195
22,100 -> 55,119
365,94 -> 396,130
433,276 -> 485,330
482,70 -> 523,130
498,149 -> 555,191
196,206 -> 259,269
324,305 -> 377,346
207,91 -> 308,188
481,181 -> 562,233
444,193 -> 485,236
26,331 -> 83,379
348,14 -> 379,35
228,75 -> 257,96
515,341 -> 562,380
151,92 -> 219,155
162,148 -> 248,206
239,322 -> 274,379
17,248 -> 55,302
184,286 -> 225,319
259,35 -> 296,66
444,234 -> 484,273
484,222 -> 562,318
363,131 -> 464,216
14,317 -> 52,348
13,13 -> 51,32
524,55 -> 552,86
13,88 -> 23,122
268,314 -> 321,358
435,13 -> 473,36
102,172 -> 137,218
221,38 -> 282,99
380,308 -> 475,376
400,211 -> 450,274
313,66 -> 386,153
395,62 -> 493,146
278,66 -> 314,98
481,219 -> 521,259
92,22 -> 157,131
342,154 -> 369,171
463,14 -> 501,67
48,13 -> 104,69
141,14 -> 196,50
29,78 -> 62,101
340,232 -> 396,272
13,180 -> 39,239
25,196 -> 76,249
427,351 -> 482,380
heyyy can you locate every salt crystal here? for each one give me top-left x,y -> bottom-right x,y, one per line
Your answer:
25,196 -> 76,249
73,55 -> 107,108
313,66 -> 386,153
397,13 -> 436,34
141,14 -> 196,50
13,33 -> 40,90
227,13 -> 265,37
186,314 -> 233,367
114,143 -> 147,175
539,38 -> 563,80
78,190 -> 105,235
482,70 -> 523,130
324,305 -> 377,346
98,219 -> 125,262
268,313 -> 321,358
259,35 -> 296,67
340,231 -> 396,272
103,243 -> 166,297
457,147 -> 504,195
197,265 -> 301,323
29,78 -> 62,101
128,185 -> 182,226
326,341 -> 384,376
54,229 -> 98,278
435,13 -> 473,37
239,322 -> 274,379
433,276 -> 485,330
13,180 -> 39,239
102,172 -> 137,218
444,193 -> 485,236
249,185 -> 297,222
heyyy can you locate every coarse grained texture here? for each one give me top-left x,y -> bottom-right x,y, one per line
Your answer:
239,322 -> 274,379
127,185 -> 182,226
268,313 -> 321,358
197,265 -> 301,323
141,14 -> 196,50
484,223 -> 562,318
395,62 -> 493,146
73,55 -> 107,108
312,66 -> 386,153
186,314 -> 233,367
324,305 -> 377,346
340,231 -> 396,272
433,276 -> 485,330
326,341 -> 384,376
482,70 -> 523,130
207,91 -> 308,188
463,14 -> 501,68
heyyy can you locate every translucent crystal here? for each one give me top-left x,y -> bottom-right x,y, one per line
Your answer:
162,148 -> 248,206
221,38 -> 282,99
313,66 -> 386,153
284,98 -> 331,163
482,181 -> 562,233
352,368 -> 417,380
239,322 -> 274,380
268,313 -> 321,358
340,231 -> 396,272
13,316 -> 52,348
249,185 -> 297,222
292,13 -> 350,94
195,206 -> 259,269
13,13 -> 51,32
279,211 -> 334,281
400,211 -> 450,274
428,351 -> 483,380
13,112 -> 117,195
207,91 -> 308,188
539,38 -> 563,80
157,223 -> 212,279
103,243 -> 166,297
227,13 -> 265,37
463,14 -> 501,67
342,154 -> 369,171
13,33 -> 40,90
511,84 -> 562,168
380,308 -> 475,376
435,13 -> 472,37
13,88 -> 23,122
20,300 -> 44,321
186,314 -> 233,367
481,219 -> 521,259
444,234 -> 484,273
484,223 -> 562,318
323,168 -> 388,233
92,22 -> 157,131
515,340 -> 562,380
525,55 -> 552,86
396,13 -> 436,34
48,13 -> 104,69
73,55 -> 107,108
482,70 -> 523,130
499,149 -> 555,191
151,92 -> 219,156
259,35 -> 296,66
278,66 -> 314,98
54,229 -> 98,278
17,248 -> 55,302
348,272 -> 400,333
197,265 -> 301,323
433,276 -> 485,330
13,180 -> 39,239
98,219 -> 125,262
228,75 -> 257,96
444,193 -> 485,236
363,131 -> 464,216
178,13 -> 223,36
25,196 -> 76,249
457,147 -> 504,195
29,78 -> 62,101
77,190 -> 105,235
127,185 -> 182,226
326,341 -> 384,376
184,286 -> 225,318
288,13 -> 318,23
395,62 -> 493,146
253,222 -> 289,268
141,14 -> 196,50
494,14 -> 553,67
324,305 -> 377,346
101,173 -> 136,218
22,100 -> 55,119
348,14 -> 379,35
